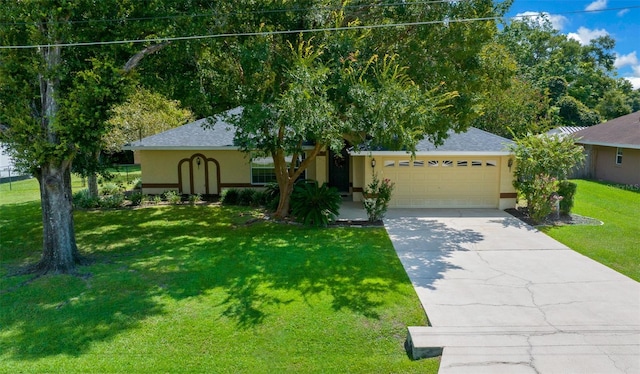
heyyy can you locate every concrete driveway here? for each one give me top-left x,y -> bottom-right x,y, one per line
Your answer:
384,209 -> 640,374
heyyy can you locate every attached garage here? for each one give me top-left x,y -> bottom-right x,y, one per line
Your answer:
350,128 -> 517,210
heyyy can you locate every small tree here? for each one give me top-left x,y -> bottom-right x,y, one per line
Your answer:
510,133 -> 584,221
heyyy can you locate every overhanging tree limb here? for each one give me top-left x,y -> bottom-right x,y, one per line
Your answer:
123,42 -> 170,72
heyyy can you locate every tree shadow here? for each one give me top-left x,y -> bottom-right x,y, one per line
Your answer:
1,204 -> 411,360
384,217 -> 485,290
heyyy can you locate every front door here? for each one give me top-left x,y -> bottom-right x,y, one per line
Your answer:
328,146 -> 350,193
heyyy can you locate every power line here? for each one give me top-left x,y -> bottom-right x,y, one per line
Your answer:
0,5 -> 638,50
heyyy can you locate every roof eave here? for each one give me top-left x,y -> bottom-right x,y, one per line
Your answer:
576,140 -> 640,150
349,150 -> 513,156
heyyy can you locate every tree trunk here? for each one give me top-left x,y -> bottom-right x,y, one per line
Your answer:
30,43 -> 81,274
35,161 -> 81,274
274,179 -> 295,218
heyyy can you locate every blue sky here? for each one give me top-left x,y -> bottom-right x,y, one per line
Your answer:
505,0 -> 640,89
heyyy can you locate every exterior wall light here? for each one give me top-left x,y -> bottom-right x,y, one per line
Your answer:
371,158 -> 376,168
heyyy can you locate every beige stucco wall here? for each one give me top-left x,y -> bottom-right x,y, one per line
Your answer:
139,149 -> 320,195
590,146 -> 640,185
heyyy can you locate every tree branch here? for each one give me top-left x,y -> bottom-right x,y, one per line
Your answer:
123,42 -> 170,73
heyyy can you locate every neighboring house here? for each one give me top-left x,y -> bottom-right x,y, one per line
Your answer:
573,111 -> 640,186
125,107 -> 517,210
546,126 -> 587,136
545,126 -> 588,178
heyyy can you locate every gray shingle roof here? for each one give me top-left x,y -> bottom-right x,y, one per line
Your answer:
126,106 -> 513,154
125,107 -> 242,150
413,127 -> 513,153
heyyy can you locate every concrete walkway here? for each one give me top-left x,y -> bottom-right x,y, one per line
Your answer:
382,209 -> 640,374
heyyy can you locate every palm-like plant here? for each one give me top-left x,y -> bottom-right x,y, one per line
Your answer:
290,180 -> 341,227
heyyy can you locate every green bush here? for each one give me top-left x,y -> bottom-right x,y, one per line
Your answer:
263,183 -> 281,211
100,182 -> 121,196
73,189 -> 100,209
238,188 -> 256,206
528,175 -> 559,222
188,194 -> 202,205
221,189 -> 240,205
290,180 -> 341,227
164,190 -> 182,205
152,195 -> 162,205
362,173 -> 395,222
99,193 -> 125,209
558,180 -> 577,214
130,192 -> 146,206
131,177 -> 142,190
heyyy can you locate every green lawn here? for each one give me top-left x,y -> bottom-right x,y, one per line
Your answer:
0,179 -> 438,373
542,179 -> 640,281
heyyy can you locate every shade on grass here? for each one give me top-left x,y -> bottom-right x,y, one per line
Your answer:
0,195 -> 438,373
542,180 -> 640,281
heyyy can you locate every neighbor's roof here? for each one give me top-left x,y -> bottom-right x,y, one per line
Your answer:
124,107 -> 242,150
546,126 -> 587,136
573,111 -> 640,149
350,127 -> 514,156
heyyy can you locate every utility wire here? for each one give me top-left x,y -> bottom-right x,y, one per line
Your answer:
0,5 -> 637,50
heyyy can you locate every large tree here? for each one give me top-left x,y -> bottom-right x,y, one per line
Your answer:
220,1 -> 509,218
0,1 -> 211,274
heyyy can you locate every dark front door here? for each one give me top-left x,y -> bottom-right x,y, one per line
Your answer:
329,146 -> 350,193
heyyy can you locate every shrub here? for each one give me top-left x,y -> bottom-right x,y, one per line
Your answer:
221,189 -> 240,205
164,190 -> 182,205
188,194 -> 202,205
152,195 -> 162,205
99,193 -> 125,209
251,191 -> 267,207
73,189 -> 100,209
290,180 -> 341,227
528,175 -> 559,222
362,173 -> 395,222
238,189 -> 256,206
558,180 -> 577,214
130,192 -> 146,206
131,177 -> 142,190
263,183 -> 281,211
100,182 -> 121,196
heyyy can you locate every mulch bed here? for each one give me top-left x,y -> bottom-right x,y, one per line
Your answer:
505,208 -> 602,227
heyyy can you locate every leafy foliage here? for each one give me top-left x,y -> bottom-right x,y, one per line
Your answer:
527,175 -> 560,222
510,134 -> 585,221
221,189 -> 240,206
163,190 -> 182,205
363,173 -> 396,222
558,180 -> 578,214
290,180 -> 341,227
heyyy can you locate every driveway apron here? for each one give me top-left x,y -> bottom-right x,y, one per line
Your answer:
384,209 -> 640,374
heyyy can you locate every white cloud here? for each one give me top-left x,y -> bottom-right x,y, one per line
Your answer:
614,52 -> 638,68
585,0 -> 607,11
617,8 -> 630,16
567,27 -> 609,45
624,77 -> 640,90
515,11 -> 568,30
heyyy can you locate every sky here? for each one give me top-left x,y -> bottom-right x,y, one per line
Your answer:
505,0 -> 640,89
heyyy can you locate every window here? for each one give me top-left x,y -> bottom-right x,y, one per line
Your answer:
616,148 -> 623,165
471,160 -> 482,167
428,160 -> 439,167
384,160 -> 395,167
485,160 -> 497,167
399,160 -> 410,167
457,160 -> 468,167
413,160 -> 425,167
442,160 -> 453,167
251,156 -> 304,185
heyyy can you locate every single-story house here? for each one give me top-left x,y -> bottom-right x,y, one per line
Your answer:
125,107 -> 517,210
573,111 -> 640,186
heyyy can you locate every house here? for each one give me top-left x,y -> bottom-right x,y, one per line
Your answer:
125,107 -> 517,210
573,111 -> 640,185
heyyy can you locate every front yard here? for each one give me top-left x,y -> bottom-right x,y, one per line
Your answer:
0,178 -> 437,373
542,179 -> 640,281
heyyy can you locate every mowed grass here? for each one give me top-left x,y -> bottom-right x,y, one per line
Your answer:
542,179 -> 640,281
0,179 -> 438,373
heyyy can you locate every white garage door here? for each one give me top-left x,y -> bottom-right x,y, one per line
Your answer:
380,157 -> 500,208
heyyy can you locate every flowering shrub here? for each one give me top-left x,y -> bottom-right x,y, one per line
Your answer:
363,173 -> 395,222
528,174 -> 560,222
